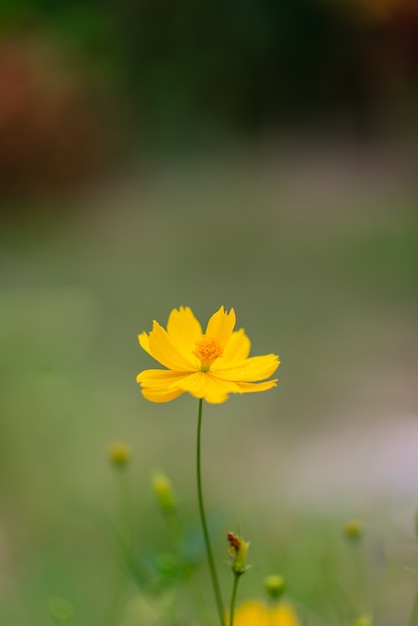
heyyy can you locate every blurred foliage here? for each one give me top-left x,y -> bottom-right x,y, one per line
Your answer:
0,0 -> 417,156
0,0 -> 417,199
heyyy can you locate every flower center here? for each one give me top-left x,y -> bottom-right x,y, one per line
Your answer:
193,335 -> 223,371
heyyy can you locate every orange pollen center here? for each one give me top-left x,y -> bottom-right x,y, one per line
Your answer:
193,336 -> 223,371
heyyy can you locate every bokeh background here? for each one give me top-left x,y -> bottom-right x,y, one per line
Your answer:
1,0 -> 418,624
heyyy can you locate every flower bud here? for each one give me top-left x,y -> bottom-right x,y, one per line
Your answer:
152,472 -> 176,514
344,520 -> 364,541
265,574 -> 286,600
226,531 -> 250,575
108,442 -> 130,468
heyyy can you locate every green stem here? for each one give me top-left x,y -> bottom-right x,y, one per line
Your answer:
119,467 -> 134,550
196,398 -> 225,626
165,508 -> 182,556
102,568 -> 124,626
229,573 -> 241,626
102,465 -> 133,626
408,584 -> 418,626
352,539 -> 368,615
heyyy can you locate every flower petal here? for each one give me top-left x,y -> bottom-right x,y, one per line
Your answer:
234,379 -> 278,393
141,386 -> 184,402
148,321 -> 197,370
174,371 -> 207,398
212,354 -> 280,381
230,600 -> 269,625
167,306 -> 202,356
205,306 -> 236,349
174,371 -> 238,403
138,332 -> 152,355
204,390 -> 229,403
270,602 -> 301,626
136,368 -> 189,385
204,374 -> 240,403
214,328 -> 251,367
136,369 -> 188,402
229,600 -> 300,626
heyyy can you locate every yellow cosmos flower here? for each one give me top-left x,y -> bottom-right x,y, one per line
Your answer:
136,306 -> 279,404
228,600 -> 300,626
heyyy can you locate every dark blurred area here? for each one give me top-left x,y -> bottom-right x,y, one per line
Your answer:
0,0 -> 417,200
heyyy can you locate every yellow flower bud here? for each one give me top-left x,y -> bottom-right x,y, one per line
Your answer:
265,574 -> 286,600
344,520 -> 364,541
108,442 -> 130,468
152,473 -> 176,514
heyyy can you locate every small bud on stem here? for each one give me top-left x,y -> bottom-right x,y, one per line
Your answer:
108,442 -> 130,469
265,574 -> 286,600
226,531 -> 250,576
152,472 -> 177,514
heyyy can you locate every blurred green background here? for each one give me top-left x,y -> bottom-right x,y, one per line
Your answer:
0,0 -> 418,624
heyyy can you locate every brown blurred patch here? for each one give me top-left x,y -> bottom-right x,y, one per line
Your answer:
0,36 -> 115,203
333,0 -> 418,134
357,0 -> 418,22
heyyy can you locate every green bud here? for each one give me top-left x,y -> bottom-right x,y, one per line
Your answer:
226,531 -> 250,576
152,473 -> 176,514
344,520 -> 364,541
264,574 -> 286,600
108,442 -> 130,468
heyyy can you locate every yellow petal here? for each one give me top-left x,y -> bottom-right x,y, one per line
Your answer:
215,328 -> 251,367
205,306 -> 236,349
167,306 -> 202,355
174,371 -> 207,398
270,603 -> 301,626
141,386 -> 184,402
204,373 -> 241,402
138,332 -> 151,355
203,390 -> 229,403
212,354 -> 280,382
229,600 -> 300,626
148,321 -> 198,371
136,369 -> 188,402
234,379 -> 278,393
136,369 -> 189,385
229,600 -> 269,626
175,371 -> 239,402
